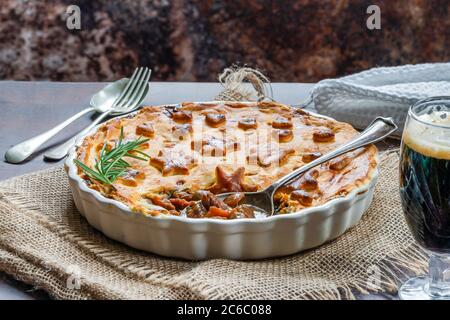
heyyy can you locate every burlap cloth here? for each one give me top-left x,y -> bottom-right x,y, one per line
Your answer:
0,69 -> 428,299
0,151 -> 428,300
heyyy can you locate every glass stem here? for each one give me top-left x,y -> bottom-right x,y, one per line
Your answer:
428,252 -> 450,297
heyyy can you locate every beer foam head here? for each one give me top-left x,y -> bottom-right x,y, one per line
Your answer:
404,111 -> 450,160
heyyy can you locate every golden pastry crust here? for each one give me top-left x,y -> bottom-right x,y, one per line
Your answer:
76,101 -> 378,219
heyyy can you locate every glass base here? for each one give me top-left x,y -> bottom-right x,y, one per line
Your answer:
399,276 -> 450,300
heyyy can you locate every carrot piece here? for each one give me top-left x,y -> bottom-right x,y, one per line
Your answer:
207,206 -> 230,218
151,196 -> 175,210
169,198 -> 192,210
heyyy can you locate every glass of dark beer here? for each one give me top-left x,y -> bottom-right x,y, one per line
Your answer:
399,97 -> 450,300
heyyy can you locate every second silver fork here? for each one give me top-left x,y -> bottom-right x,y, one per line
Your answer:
44,67 -> 151,160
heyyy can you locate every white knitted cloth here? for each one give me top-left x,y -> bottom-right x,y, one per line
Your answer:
310,63 -> 450,136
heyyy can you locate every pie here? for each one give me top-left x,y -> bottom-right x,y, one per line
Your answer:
75,101 -> 378,219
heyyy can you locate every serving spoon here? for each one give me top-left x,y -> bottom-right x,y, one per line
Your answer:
217,117 -> 398,216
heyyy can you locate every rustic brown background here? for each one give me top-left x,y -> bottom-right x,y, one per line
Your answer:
0,0 -> 448,82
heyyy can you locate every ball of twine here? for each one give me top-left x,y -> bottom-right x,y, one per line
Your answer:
215,66 -> 273,102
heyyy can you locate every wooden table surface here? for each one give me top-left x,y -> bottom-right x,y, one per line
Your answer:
0,81 -> 400,300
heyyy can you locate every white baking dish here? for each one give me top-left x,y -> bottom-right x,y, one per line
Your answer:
65,103 -> 379,260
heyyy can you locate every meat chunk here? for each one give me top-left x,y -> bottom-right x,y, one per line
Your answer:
186,190 -> 231,219
223,192 -> 245,207
186,201 -> 207,218
229,205 -> 256,219
193,190 -> 229,210
171,190 -> 193,201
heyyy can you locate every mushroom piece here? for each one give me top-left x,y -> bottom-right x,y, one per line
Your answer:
192,136 -> 239,157
290,190 -> 314,206
172,110 -> 193,123
272,117 -> 293,129
117,169 -> 146,187
300,169 -> 319,191
205,113 -> 226,127
286,169 -> 320,192
301,152 -> 322,163
274,129 -> 294,143
329,155 -> 351,171
238,118 -> 257,130
136,122 -> 155,138
257,148 -> 295,167
313,127 -> 335,142
172,124 -> 193,140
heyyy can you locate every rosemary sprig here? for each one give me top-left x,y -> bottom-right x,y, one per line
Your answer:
74,127 -> 149,185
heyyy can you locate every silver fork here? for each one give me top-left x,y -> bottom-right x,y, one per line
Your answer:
217,117 -> 398,216
43,67 -> 151,160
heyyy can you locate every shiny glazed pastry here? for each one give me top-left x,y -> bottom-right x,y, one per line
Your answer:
76,101 -> 378,219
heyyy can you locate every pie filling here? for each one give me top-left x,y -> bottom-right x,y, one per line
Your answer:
76,101 -> 378,219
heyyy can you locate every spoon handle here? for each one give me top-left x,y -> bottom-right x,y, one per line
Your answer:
270,117 -> 398,193
4,107 -> 96,163
43,110 -> 112,160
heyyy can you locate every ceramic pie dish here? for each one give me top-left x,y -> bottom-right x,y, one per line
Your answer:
65,101 -> 379,260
